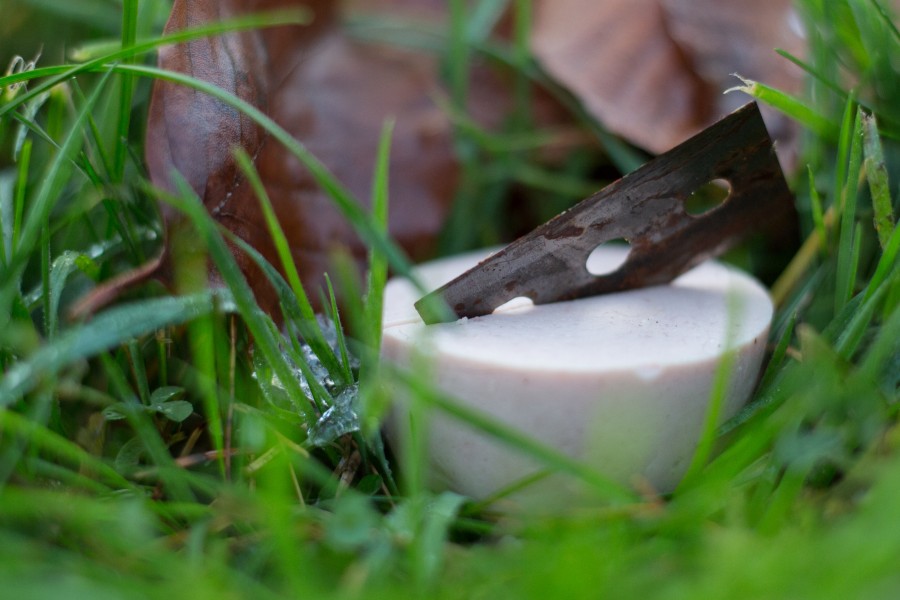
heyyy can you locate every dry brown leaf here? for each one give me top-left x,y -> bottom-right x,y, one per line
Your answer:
662,0 -> 805,145
532,0 -> 709,154
532,0 -> 804,158
146,0 -> 463,314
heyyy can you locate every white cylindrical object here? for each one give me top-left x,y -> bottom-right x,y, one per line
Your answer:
381,246 -> 772,507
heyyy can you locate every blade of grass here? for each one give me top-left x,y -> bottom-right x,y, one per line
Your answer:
46,256 -> 88,340
0,388 -> 56,487
756,312 -> 798,394
12,139 -> 31,251
325,248 -> 369,355
756,465 -> 808,533
155,179 -> 317,423
280,338 -> 332,418
849,220 -> 864,293
726,76 -> 838,141
464,470 -> 551,513
0,70 -> 113,329
0,291 -> 217,404
12,89 -> 51,160
11,139 -> 32,257
886,270 -> 900,323
775,48 -> 847,98
863,113 -> 895,249
447,0 -> 470,114
830,3 -> 872,68
40,223 -> 50,336
864,221 -> 900,301
722,260 -> 823,432
232,148 -> 345,383
0,181 -> 8,269
127,338 -> 151,405
467,0 -> 509,41
9,108 -> 99,188
64,76 -> 118,180
183,307 -> 226,466
835,108 -> 865,314
808,166 -> 827,252
858,273 -> 900,383
870,0 -> 900,41
21,457 -> 113,495
113,0 -> 139,181
835,272 -> 890,359
413,491 -> 466,587
0,408 -> 134,490
834,93 -> 859,219
346,121 -> 404,491
362,121 -> 393,356
223,229 -> 317,325
0,10 -> 312,118
323,274 -> 353,384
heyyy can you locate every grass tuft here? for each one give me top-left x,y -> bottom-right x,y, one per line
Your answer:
0,0 -> 898,597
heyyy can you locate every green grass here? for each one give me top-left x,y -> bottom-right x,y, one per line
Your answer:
1,0 -> 899,597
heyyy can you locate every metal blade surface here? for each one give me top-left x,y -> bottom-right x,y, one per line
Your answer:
416,102 -> 793,324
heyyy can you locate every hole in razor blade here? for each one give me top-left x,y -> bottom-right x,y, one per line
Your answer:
685,178 -> 731,216
586,238 -> 631,276
492,296 -> 535,315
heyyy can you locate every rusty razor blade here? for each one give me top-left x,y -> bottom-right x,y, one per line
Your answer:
415,102 -> 794,324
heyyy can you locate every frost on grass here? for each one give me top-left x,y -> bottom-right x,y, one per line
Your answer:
253,316 -> 361,448
307,384 -> 361,448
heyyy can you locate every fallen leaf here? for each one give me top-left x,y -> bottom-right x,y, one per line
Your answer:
532,0 -> 804,159
532,0 -> 707,154
145,0 -> 275,220
662,0 -> 805,145
146,0 -> 463,315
